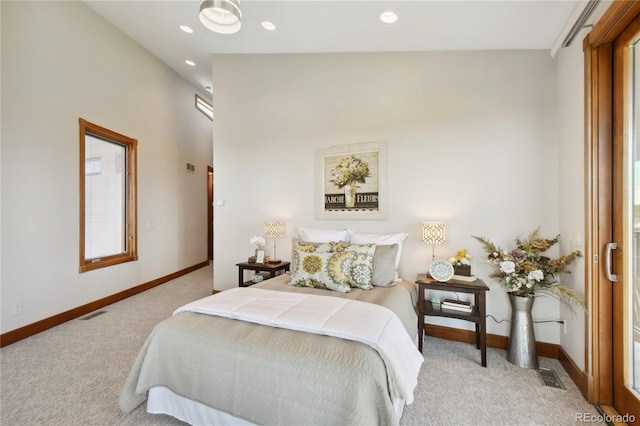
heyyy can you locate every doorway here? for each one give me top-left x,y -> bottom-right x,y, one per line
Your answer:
587,2 -> 640,419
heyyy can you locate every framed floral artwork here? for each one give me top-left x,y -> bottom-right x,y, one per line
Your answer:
315,141 -> 387,220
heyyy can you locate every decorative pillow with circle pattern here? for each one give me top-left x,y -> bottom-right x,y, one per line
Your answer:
293,239 -> 333,253
328,241 -> 352,253
290,249 -> 353,293
291,239 -> 333,271
340,243 -> 376,290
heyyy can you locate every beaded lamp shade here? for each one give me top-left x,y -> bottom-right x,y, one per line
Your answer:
264,220 -> 285,263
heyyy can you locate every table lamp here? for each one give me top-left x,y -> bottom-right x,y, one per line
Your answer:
264,220 -> 285,264
422,221 -> 446,262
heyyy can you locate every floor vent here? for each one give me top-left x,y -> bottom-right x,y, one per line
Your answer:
537,367 -> 566,391
79,311 -> 106,320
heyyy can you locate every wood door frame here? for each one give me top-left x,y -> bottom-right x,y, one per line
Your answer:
585,0 -> 640,412
585,37 -> 614,405
613,11 -> 640,417
208,166 -> 213,261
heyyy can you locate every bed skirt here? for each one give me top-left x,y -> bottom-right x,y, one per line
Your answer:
147,386 -> 406,425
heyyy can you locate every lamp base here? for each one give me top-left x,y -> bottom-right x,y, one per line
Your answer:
267,259 -> 281,264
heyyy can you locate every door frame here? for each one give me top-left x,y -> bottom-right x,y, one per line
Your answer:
586,0 -> 640,414
208,166 -> 213,261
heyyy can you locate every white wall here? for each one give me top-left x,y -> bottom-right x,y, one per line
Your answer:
556,28 -> 590,371
212,51 -> 572,343
0,1 -> 213,334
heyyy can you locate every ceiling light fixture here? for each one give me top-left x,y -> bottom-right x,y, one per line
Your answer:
380,11 -> 398,24
261,21 -> 276,31
199,0 -> 242,35
185,60 -> 196,66
180,25 -> 194,34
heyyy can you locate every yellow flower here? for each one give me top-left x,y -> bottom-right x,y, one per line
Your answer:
451,248 -> 471,266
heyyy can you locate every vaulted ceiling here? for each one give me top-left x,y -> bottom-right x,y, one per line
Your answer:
84,1 -> 580,95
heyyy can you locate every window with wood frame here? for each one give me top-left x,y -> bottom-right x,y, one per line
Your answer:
195,94 -> 213,121
79,118 -> 137,273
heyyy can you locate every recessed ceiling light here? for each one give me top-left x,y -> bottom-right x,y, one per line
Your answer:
261,21 -> 276,31
185,60 -> 196,66
380,11 -> 398,24
180,25 -> 194,34
205,86 -> 212,93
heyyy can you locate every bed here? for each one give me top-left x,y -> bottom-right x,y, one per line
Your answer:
120,231 -> 423,425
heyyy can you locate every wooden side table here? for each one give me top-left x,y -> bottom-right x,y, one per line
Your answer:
416,273 -> 490,367
236,261 -> 290,287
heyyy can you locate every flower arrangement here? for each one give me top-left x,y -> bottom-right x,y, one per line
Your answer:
249,235 -> 266,249
449,249 -> 471,267
472,228 -> 585,309
329,155 -> 371,189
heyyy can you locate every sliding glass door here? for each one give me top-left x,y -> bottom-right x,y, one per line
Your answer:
610,11 -> 640,418
588,2 -> 640,419
632,40 -> 640,394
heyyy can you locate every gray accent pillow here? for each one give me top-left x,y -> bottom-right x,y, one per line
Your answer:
372,244 -> 399,287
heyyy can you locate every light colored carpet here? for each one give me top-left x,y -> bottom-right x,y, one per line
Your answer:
402,338 -> 603,425
0,264 -> 603,425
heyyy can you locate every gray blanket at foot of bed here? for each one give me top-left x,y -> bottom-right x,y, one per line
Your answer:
119,275 -> 419,425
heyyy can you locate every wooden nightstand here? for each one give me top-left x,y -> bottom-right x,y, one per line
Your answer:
236,261 -> 290,287
416,273 -> 490,367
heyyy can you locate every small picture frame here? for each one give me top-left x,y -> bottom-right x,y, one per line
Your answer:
255,249 -> 265,264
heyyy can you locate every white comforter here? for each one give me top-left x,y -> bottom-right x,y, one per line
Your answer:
174,287 -> 424,404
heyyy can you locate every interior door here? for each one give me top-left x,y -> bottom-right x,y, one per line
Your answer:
611,13 -> 640,420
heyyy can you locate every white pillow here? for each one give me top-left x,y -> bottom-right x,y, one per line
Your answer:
347,230 -> 408,269
298,227 -> 350,243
